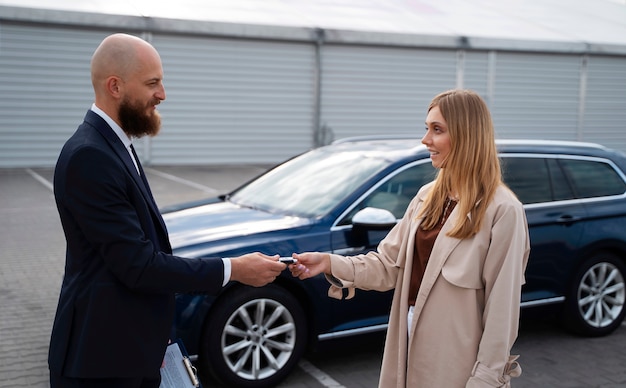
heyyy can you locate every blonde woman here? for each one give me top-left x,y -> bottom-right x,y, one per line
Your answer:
290,89 -> 530,387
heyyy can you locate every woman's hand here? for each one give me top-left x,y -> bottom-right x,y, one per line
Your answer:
289,252 -> 331,280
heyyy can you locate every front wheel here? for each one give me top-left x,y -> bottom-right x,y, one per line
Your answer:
562,252 -> 626,336
199,284 -> 308,387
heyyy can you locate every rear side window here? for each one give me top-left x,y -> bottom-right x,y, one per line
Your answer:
501,157 -> 557,204
559,159 -> 626,198
547,158 -> 575,201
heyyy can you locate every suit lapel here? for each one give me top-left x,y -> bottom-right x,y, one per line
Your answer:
129,146 -> 170,237
85,111 -> 170,242
85,111 -> 139,181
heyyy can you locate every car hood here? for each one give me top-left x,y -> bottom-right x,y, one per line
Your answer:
163,200 -> 312,250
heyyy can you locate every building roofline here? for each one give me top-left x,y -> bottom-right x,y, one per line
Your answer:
1,2 -> 626,55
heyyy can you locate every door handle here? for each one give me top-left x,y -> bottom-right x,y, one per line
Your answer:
555,214 -> 581,224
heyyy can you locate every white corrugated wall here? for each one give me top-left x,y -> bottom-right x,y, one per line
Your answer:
583,55 -> 626,151
490,52 -> 582,141
0,24 -> 113,167
319,45 -> 457,140
1,21 -> 626,168
462,51 -> 490,103
149,34 -> 315,165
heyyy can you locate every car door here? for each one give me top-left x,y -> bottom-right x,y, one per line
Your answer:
323,161 -> 436,334
501,155 -> 588,306
557,156 -> 626,237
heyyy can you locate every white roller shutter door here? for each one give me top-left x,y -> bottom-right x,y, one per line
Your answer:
150,34 -> 315,165
489,52 -> 581,141
0,23 -> 112,167
463,51 -> 490,103
320,45 -> 457,140
582,56 -> 626,151
2,22 -> 626,167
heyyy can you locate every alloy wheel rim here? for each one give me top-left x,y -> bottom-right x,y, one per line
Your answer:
221,298 -> 296,380
577,262 -> 626,328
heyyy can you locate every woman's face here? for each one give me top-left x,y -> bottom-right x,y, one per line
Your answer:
422,105 -> 451,169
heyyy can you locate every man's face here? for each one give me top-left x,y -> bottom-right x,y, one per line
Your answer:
118,94 -> 162,138
118,48 -> 166,138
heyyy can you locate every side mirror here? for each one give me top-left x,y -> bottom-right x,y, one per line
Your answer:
352,207 -> 397,229
351,207 -> 397,247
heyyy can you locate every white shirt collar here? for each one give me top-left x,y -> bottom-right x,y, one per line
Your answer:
90,103 -> 133,148
90,103 -> 140,174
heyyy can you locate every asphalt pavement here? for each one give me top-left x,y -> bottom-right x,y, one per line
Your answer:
2,165 -> 626,388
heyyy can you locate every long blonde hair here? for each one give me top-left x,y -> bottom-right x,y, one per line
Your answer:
418,89 -> 502,239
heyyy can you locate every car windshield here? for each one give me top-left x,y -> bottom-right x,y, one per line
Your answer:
228,147 -> 392,218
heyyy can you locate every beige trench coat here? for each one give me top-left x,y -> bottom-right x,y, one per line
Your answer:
327,182 -> 530,387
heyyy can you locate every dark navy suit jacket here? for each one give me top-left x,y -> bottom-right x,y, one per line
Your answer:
49,110 -> 224,378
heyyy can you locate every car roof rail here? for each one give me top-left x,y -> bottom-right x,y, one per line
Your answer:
496,139 -> 606,149
330,136 -> 608,151
331,135 -> 417,144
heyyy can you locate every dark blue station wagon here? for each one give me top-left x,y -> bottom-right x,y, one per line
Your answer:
163,138 -> 626,388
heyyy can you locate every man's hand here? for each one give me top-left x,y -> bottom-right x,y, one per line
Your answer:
229,253 -> 286,287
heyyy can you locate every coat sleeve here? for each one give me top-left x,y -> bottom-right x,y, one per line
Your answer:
325,187 -> 425,299
466,198 -> 530,387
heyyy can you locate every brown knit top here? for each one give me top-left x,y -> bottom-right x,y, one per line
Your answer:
408,198 -> 457,306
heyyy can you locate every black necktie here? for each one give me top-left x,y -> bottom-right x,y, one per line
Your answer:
130,144 -> 167,250
130,144 -> 157,202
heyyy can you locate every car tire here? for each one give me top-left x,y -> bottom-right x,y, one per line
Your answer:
562,252 -> 626,336
199,284 -> 308,388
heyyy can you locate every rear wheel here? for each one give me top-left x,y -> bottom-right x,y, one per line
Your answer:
199,284 -> 307,387
562,252 -> 626,336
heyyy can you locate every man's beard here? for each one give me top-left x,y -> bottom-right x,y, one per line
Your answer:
118,97 -> 161,138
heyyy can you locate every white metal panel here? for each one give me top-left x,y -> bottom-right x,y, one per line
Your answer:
150,34 -> 315,165
2,19 -> 625,168
462,51 -> 490,104
0,23 -> 113,167
490,52 -> 581,141
320,45 -> 457,140
582,56 -> 626,152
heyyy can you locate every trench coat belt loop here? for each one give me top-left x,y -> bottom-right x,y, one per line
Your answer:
470,355 -> 522,386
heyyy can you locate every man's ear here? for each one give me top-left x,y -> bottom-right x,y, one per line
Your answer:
106,76 -> 123,98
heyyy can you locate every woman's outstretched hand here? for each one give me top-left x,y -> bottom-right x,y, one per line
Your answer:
288,252 -> 331,280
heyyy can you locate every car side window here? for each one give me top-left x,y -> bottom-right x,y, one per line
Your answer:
337,162 -> 436,225
501,157 -> 556,204
547,158 -> 576,201
559,158 -> 626,198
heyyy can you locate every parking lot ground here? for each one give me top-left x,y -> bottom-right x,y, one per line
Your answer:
2,166 -> 626,388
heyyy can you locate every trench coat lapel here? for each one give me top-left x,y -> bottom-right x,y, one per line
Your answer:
408,203 -> 464,345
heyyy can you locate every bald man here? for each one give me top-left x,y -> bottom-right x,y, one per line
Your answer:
49,33 -> 286,388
